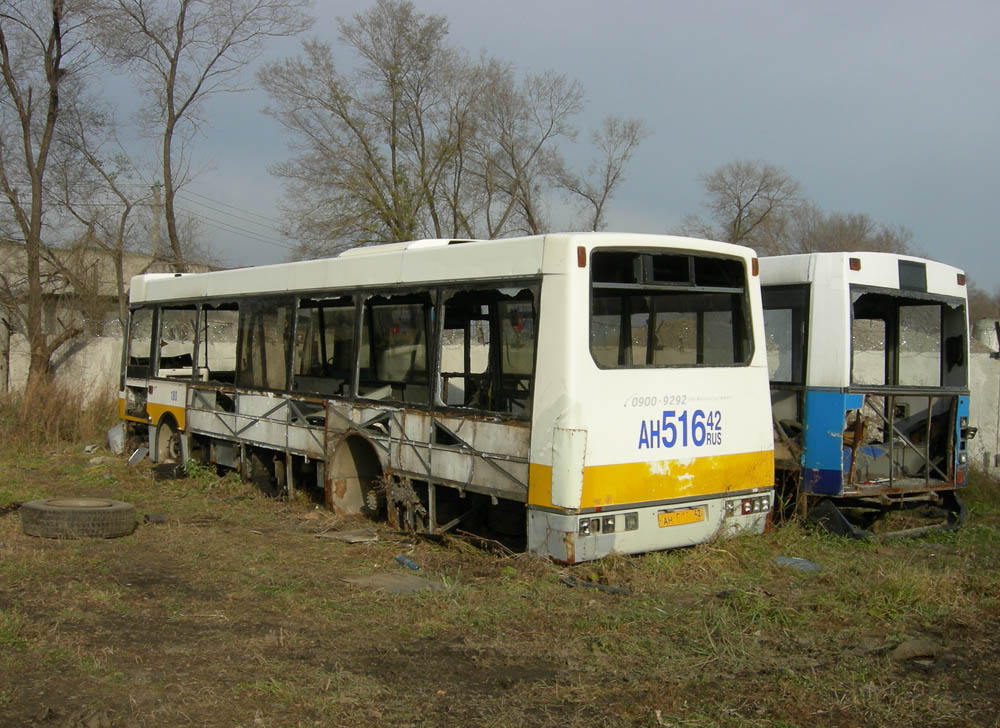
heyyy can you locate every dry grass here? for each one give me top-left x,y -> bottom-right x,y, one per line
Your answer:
0,434 -> 998,726
0,385 -> 118,449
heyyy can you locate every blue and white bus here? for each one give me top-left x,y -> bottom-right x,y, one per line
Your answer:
760,252 -> 972,535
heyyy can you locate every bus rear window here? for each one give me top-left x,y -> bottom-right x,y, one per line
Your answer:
590,250 -> 752,369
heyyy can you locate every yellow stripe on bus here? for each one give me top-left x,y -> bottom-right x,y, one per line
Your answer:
145,403 -> 186,431
528,450 -> 774,509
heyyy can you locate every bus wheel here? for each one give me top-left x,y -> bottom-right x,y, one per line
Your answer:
155,419 -> 182,464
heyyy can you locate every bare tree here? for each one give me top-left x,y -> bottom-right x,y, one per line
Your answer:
94,0 -> 312,270
967,281 -> 1000,323
789,202 -> 912,255
557,116 -> 647,232
260,0 -> 621,256
682,160 -> 802,254
259,0 -> 457,255
0,0 -> 97,398
471,63 -> 583,237
51,96 -> 146,326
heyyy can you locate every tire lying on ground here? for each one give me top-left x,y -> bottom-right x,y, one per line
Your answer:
20,498 -> 137,539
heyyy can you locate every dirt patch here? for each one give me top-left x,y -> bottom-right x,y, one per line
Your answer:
2,458 -> 1000,727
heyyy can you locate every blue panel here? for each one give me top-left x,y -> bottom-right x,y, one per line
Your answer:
803,467 -> 842,495
845,393 -> 864,410
956,395 -> 970,487
801,389 -> 851,496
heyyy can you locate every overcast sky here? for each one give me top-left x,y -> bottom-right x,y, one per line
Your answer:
170,0 -> 999,289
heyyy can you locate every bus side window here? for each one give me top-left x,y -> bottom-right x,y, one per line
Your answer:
126,308 -> 154,378
157,307 -> 197,379
761,285 -> 809,384
359,294 -> 431,404
438,288 -> 536,416
293,297 -> 355,397
498,297 -> 535,415
238,299 -> 293,391
197,304 -> 238,384
440,292 -> 492,409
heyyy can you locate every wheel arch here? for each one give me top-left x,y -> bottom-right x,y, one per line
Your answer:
325,433 -> 386,515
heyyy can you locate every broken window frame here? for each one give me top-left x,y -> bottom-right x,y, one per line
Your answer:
357,291 -> 433,404
195,302 -> 239,385
762,284 -> 810,385
849,285 -> 968,391
589,249 -> 753,370
846,285 -> 969,487
125,306 -> 155,379
155,305 -> 198,379
236,297 -> 294,392
292,295 -> 357,398
436,284 -> 538,418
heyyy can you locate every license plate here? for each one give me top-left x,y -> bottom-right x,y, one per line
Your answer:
657,506 -> 706,528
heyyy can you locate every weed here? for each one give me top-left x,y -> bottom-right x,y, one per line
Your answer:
0,387 -> 117,449
0,608 -> 27,650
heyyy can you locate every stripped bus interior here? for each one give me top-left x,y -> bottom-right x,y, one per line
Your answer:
124,279 -> 539,545
763,255 -> 971,536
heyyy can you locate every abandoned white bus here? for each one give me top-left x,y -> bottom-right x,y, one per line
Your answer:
120,232 -> 774,562
760,252 -> 971,535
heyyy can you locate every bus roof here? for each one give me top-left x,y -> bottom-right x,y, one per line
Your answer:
758,251 -> 967,300
128,232 -> 756,303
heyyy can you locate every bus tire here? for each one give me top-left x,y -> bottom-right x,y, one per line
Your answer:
155,418 -> 182,464
20,498 -> 137,539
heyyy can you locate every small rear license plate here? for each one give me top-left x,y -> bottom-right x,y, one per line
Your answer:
657,506 -> 706,528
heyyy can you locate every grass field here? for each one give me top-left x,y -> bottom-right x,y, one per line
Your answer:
1,428 -> 998,727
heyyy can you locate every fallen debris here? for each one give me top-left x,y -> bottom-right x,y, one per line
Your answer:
889,639 -> 939,662
395,554 -> 420,570
316,527 -> 379,544
774,555 -> 822,572
127,446 -> 148,466
342,572 -> 441,594
106,423 -> 125,455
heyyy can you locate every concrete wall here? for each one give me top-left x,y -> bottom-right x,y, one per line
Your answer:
970,320 -> 1000,473
4,332 -> 123,403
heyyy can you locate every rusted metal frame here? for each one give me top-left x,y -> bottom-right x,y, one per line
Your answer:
888,394 -> 895,485
437,502 -> 487,533
389,411 -> 433,477
846,408 -> 865,486
188,385 -> 243,439
232,398 -> 288,439
924,395 -> 933,485
864,395 -> 949,481
431,418 -> 529,492
285,397 -> 325,451
198,401 -> 240,439
190,387 -> 215,409
323,404 -> 391,456
947,398 -> 957,481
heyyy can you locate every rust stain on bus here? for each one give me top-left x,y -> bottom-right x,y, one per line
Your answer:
562,532 -> 576,565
